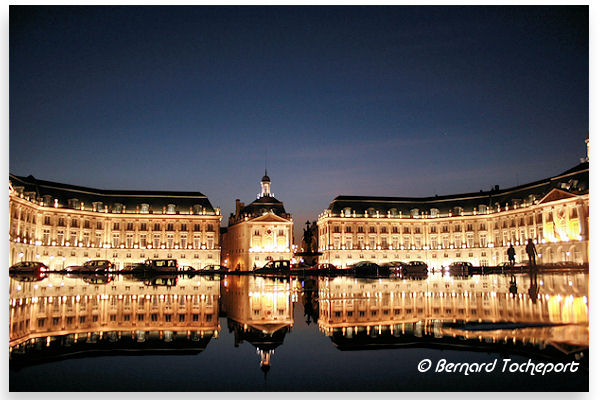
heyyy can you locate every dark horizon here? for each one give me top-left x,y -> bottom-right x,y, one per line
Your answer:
9,6 -> 589,241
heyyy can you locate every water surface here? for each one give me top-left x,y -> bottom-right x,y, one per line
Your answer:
9,270 -> 588,391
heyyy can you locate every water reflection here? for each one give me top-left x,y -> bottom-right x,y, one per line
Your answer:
9,274 -> 221,363
317,272 -> 588,352
221,276 -> 295,376
9,271 -> 588,374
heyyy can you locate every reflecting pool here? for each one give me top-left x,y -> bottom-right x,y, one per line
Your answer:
9,270 -> 588,391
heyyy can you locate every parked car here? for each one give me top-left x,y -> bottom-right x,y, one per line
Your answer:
403,261 -> 428,273
254,260 -> 291,273
65,259 -> 114,273
445,261 -> 473,272
201,265 -> 229,273
9,261 -> 48,274
352,261 -> 390,276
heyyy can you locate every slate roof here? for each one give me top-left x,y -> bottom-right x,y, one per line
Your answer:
9,174 -> 216,214
240,195 -> 287,217
325,162 -> 589,217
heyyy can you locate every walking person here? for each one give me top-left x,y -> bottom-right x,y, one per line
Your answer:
507,244 -> 516,267
526,238 -> 538,267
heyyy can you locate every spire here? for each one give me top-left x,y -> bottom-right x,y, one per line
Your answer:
260,170 -> 271,197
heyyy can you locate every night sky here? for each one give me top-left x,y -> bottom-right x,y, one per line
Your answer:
9,6 -> 588,242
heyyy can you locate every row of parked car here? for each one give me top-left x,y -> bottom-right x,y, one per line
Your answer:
9,259 -> 229,275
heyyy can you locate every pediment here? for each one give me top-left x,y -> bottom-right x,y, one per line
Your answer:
538,188 -> 577,204
249,213 -> 291,223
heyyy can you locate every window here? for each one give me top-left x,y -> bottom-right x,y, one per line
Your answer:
194,224 -> 201,232
180,234 -> 187,249
207,224 -> 214,232
113,222 -> 120,230
167,223 -> 174,231
96,221 -> 103,230
167,204 -> 176,214
71,219 -> 79,228
140,223 -> 147,231
154,223 -> 161,231
95,233 -> 102,247
58,217 -> 65,227
357,226 -> 364,233
180,224 -> 187,231
126,223 -> 134,231
153,234 -> 160,248
126,234 -> 134,248
167,234 -> 174,248
333,225 -> 341,233
113,234 -> 120,248
369,226 -> 375,233
140,203 -> 150,214
43,229 -> 50,245
44,216 -> 51,225
345,226 -> 352,233
392,226 -> 398,233
479,233 -> 487,248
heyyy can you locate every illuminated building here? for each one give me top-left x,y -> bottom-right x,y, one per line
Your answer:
9,274 -> 221,359
317,154 -> 589,268
221,172 -> 294,271
317,274 -> 588,351
8,175 -> 222,270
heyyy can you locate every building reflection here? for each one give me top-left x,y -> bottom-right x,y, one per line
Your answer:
221,276 -> 295,376
9,274 -> 221,363
317,273 -> 588,355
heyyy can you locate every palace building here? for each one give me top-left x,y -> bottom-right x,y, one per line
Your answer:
317,158 -> 589,268
221,172 -> 294,271
8,174 -> 222,270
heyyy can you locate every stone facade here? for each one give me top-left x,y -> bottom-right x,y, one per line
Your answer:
317,162 -> 589,268
9,175 -> 222,270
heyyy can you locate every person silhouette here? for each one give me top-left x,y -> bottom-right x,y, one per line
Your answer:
507,244 -> 516,267
526,239 -> 538,267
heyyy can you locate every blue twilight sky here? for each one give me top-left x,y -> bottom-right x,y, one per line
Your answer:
9,6 -> 588,242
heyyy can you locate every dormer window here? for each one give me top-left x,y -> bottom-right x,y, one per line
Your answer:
192,204 -> 202,215
367,208 -> 376,217
113,203 -> 124,213
92,202 -> 103,212
452,206 -> 463,215
68,199 -> 80,209
343,207 -> 352,217
167,204 -> 176,214
43,195 -> 53,207
389,208 -> 398,216
140,203 -> 150,214
430,208 -> 439,217
478,204 -> 487,214
410,208 -> 419,217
